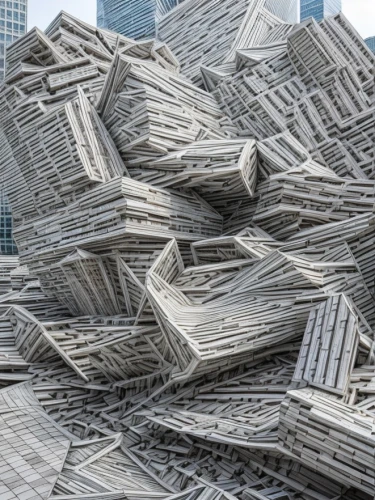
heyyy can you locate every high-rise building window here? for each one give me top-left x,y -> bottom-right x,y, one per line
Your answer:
0,0 -> 27,83
0,189 -> 18,255
300,0 -> 341,22
97,0 -> 186,40
365,37 -> 375,54
0,1 -> 25,252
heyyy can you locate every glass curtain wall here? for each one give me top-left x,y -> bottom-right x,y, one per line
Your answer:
97,0 -> 185,39
0,0 -> 27,82
300,0 -> 341,22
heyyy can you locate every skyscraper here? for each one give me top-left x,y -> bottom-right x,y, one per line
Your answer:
0,189 -> 17,254
365,37 -> 375,54
0,0 -> 27,82
0,1 -> 25,253
97,0 -> 186,40
300,0 -> 341,22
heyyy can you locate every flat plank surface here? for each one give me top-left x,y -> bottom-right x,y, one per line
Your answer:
0,383 -> 70,500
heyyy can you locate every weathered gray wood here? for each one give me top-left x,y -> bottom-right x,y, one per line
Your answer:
0,6 -> 374,500
279,388 -> 375,495
293,295 -> 360,396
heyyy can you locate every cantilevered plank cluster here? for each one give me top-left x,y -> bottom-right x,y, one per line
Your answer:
0,3 -> 374,499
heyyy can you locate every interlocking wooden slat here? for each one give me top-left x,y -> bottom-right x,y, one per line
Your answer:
158,0 -> 295,86
293,295 -> 360,396
147,356 -> 295,449
279,388 -> 375,495
0,7 -> 374,500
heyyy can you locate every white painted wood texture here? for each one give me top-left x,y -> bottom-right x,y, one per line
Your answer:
0,6 -> 374,500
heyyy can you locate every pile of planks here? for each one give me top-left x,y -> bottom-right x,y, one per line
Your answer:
213,13 -> 375,180
158,0 -> 297,87
0,5 -> 375,500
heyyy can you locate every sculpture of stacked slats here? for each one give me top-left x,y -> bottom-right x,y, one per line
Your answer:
145,236 -> 373,381
0,5 -> 375,500
96,53 -> 232,165
293,295 -> 360,397
213,13 -> 375,179
129,139 -> 258,225
158,0 -> 296,86
279,388 -> 375,495
0,256 -> 36,294
253,164 -> 375,239
146,356 -> 296,449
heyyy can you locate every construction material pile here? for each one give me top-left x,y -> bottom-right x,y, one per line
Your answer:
0,3 -> 374,499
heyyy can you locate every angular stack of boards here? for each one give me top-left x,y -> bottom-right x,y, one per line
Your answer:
0,1 -> 374,499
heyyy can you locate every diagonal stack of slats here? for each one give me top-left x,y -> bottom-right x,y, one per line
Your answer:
0,4 -> 375,500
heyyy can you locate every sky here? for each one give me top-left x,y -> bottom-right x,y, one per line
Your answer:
28,0 -> 97,32
28,0 -> 374,39
342,0 -> 374,38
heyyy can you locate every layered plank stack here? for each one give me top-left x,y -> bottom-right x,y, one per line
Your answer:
0,3 -> 375,499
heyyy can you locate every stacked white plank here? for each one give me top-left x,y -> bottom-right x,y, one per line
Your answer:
279,388 -> 375,495
0,281 -> 71,321
281,217 -> 375,330
0,382 -> 179,499
214,14 -> 375,179
253,163 -> 375,240
0,256 -> 22,294
145,235 -> 372,381
9,88 -> 123,215
130,427 -> 369,499
4,28 -> 68,82
158,0 -> 295,87
0,312 -> 32,383
146,356 -> 295,449
97,52 -> 233,165
0,305 -> 172,386
191,226 -> 282,265
38,318 -> 172,384
293,295 -> 360,397
350,366 -> 375,411
14,177 -> 222,317
51,433 -> 176,498
129,139 -> 257,225
0,6 -> 375,500
0,12 -> 230,319
0,13 -> 178,224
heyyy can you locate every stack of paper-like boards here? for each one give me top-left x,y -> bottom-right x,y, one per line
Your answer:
0,4 -> 374,500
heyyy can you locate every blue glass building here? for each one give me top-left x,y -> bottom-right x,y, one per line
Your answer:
300,0 -> 341,22
0,2 -> 26,253
97,0 -> 186,40
365,37 -> 375,54
0,0 -> 27,82
0,190 -> 17,255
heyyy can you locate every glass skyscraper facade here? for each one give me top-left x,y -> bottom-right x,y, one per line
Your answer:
0,190 -> 17,255
0,1 -> 25,252
300,0 -> 341,22
365,37 -> 375,54
97,0 -> 185,40
0,0 -> 27,82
